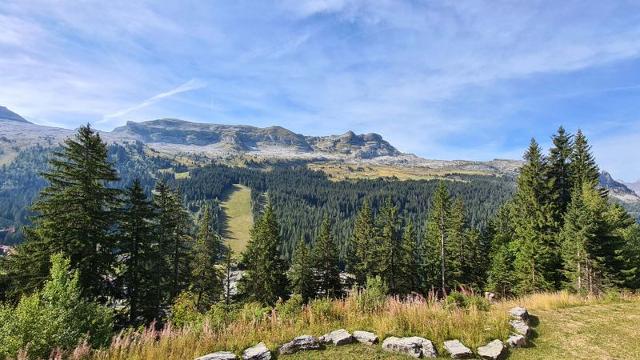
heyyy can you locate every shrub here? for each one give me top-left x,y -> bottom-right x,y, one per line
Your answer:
237,302 -> 271,324
0,254 -> 113,359
275,293 -> 304,320
356,276 -> 388,313
445,291 -> 490,311
308,297 -> 340,321
170,291 -> 203,327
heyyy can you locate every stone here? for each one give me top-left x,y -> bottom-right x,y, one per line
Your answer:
510,319 -> 532,337
509,306 -> 529,322
196,351 -> 237,360
443,340 -> 474,359
507,334 -> 527,348
484,292 -> 496,303
242,342 -> 271,360
382,336 -> 437,358
477,340 -> 505,360
278,335 -> 322,355
353,330 -> 379,345
320,329 -> 354,346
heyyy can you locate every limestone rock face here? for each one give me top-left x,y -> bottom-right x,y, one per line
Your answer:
510,319 -> 532,337
509,307 -> 529,322
242,342 -> 271,360
320,329 -> 354,346
443,339 -> 474,359
382,336 -> 436,358
477,340 -> 505,360
278,335 -> 322,355
196,351 -> 237,360
507,334 -> 527,348
353,330 -> 379,345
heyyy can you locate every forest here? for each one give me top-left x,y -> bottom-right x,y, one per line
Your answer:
0,125 -> 638,359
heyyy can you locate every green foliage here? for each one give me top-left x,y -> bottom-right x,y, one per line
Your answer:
377,199 -> 402,294
444,291 -> 490,311
288,238 -> 315,303
355,276 -> 388,313
350,200 -> 378,285
169,291 -> 202,328
191,205 -> 223,311
312,216 -> 342,298
275,293 -> 304,320
0,254 -> 113,359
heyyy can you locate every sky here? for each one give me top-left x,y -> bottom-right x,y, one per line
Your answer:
1,1 -> 640,181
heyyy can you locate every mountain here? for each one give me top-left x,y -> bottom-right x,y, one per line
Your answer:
0,106 -> 30,123
623,180 -> 640,196
600,171 -> 640,203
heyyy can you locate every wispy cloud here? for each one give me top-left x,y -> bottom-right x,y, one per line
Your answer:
102,79 -> 206,122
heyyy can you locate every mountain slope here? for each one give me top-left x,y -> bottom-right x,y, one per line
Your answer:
600,171 -> 640,203
0,106 -> 30,123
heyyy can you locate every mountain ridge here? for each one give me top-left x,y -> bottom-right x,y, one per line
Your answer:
0,106 -> 30,123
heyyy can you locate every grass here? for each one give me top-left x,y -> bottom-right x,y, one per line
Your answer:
84,292 -> 640,360
219,184 -> 253,256
306,162 -> 487,181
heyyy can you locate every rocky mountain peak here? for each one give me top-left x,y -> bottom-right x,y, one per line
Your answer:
0,106 -> 30,123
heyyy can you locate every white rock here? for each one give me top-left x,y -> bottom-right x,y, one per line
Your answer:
509,307 -> 529,322
443,339 -> 474,359
510,319 -> 532,337
507,334 -> 527,348
477,339 -> 505,360
196,351 -> 237,360
242,342 -> 271,360
278,335 -> 322,355
353,330 -> 379,345
320,329 -> 354,346
382,336 -> 436,358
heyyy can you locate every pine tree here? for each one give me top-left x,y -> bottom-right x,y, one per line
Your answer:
377,199 -> 402,294
570,130 -> 600,189
399,220 -> 420,294
240,202 -> 288,305
548,126 -> 574,217
447,198 -> 465,286
511,139 -> 557,294
423,181 -> 451,295
5,125 -> 120,300
288,237 -> 315,302
190,205 -> 223,311
120,180 -> 156,324
486,203 -> 515,297
351,200 -> 378,285
312,216 -> 342,298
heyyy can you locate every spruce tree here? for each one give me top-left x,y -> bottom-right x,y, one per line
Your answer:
570,130 -> 600,189
119,179 -> 156,324
548,126 -> 574,217
312,216 -> 342,298
288,237 -> 315,302
486,203 -> 515,297
511,139 -> 557,294
423,181 -> 451,295
351,200 -> 378,285
190,205 -> 223,311
447,198 -> 465,286
377,199 -> 402,294
399,220 -> 420,294
5,125 -> 120,300
239,202 -> 288,305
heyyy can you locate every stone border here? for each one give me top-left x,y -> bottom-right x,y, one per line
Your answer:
196,307 -> 537,359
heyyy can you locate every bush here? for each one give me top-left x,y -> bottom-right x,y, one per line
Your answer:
170,291 -> 203,327
237,302 -> 271,324
356,276 -> 388,313
275,293 -> 304,320
308,297 -> 341,321
0,254 -> 113,359
444,291 -> 490,311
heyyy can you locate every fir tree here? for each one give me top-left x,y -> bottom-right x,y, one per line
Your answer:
190,205 -> 223,311
548,126 -> 574,217
120,180 -> 156,324
399,219 -> 420,294
486,203 -> 515,297
570,130 -> 600,189
288,237 -> 315,302
240,202 -> 288,305
351,200 -> 378,285
423,181 -> 451,295
5,125 -> 120,300
312,216 -> 342,298
447,198 -> 465,286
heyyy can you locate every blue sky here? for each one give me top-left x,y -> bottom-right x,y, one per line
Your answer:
1,1 -> 640,181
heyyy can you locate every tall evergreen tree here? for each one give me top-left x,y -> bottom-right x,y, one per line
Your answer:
351,200 -> 378,285
570,130 -> 600,189
312,216 -> 342,298
377,199 -> 402,294
119,180 -> 156,324
399,220 -> 420,294
447,198 -> 466,286
486,203 -> 516,297
548,126 -> 574,217
190,205 -> 223,311
511,139 -> 557,294
423,181 -> 451,295
5,125 -> 120,300
240,202 -> 288,305
288,237 -> 315,302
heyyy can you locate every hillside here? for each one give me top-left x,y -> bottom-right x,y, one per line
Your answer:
220,184 -> 253,256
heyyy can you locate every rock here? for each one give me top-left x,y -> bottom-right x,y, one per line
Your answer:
196,351 -> 237,360
477,340 -> 505,360
484,292 -> 496,303
507,334 -> 527,348
510,319 -> 532,337
278,335 -> 322,355
353,330 -> 379,345
382,336 -> 437,358
509,306 -> 529,322
242,342 -> 271,360
320,329 -> 354,346
443,340 -> 474,359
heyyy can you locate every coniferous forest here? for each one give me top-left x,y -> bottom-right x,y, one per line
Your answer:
0,125 -> 639,359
